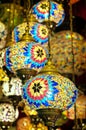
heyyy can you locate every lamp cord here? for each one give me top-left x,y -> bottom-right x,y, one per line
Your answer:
48,0 -> 52,59
69,2 -> 78,130
24,0 -> 31,31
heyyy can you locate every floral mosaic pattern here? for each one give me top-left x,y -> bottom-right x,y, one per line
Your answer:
12,22 -> 48,44
30,1 -> 65,27
22,74 -> 78,110
5,42 -> 48,73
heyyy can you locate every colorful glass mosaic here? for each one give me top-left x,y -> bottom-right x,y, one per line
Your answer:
50,30 -> 84,75
2,77 -> 23,96
0,103 -> 19,122
30,0 -> 65,27
63,95 -> 86,119
22,73 -> 78,110
0,21 -> 7,50
5,42 -> 48,73
12,22 -> 48,44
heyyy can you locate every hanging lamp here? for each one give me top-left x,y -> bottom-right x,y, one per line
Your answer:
12,21 -> 49,45
50,30 -> 84,76
0,97 -> 19,130
30,0 -> 65,28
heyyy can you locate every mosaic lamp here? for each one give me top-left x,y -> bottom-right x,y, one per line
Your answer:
0,98 -> 19,130
22,60 -> 78,128
30,0 -> 65,28
50,30 -> 84,75
12,22 -> 48,45
4,41 -> 48,76
1,76 -> 23,108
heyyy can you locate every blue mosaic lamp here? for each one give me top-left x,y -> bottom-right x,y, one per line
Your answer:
12,22 -> 48,44
4,41 -> 48,74
30,0 -> 65,27
22,60 -> 78,110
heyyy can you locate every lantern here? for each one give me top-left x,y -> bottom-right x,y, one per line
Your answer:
12,22 -> 48,44
22,61 -> 78,129
30,0 -> 65,27
50,30 -> 84,75
0,98 -> 19,129
4,42 -> 48,74
22,61 -> 78,110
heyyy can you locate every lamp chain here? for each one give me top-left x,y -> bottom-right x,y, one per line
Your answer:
24,0 -> 31,31
48,0 -> 52,59
69,2 -> 78,130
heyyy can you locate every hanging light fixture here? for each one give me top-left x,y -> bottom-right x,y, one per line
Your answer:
0,97 -> 19,130
22,60 -> 78,128
12,21 -> 49,45
4,41 -> 48,74
30,0 -> 65,28
50,30 -> 84,76
0,21 -> 8,50
22,60 -> 78,110
4,0 -> 49,80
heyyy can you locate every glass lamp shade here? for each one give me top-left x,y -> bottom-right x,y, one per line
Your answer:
50,30 -> 84,75
30,0 -> 65,27
2,77 -> 23,96
22,61 -> 78,110
4,42 -> 48,73
0,21 -> 7,50
63,95 -> 86,119
12,22 -> 48,44
0,103 -> 19,123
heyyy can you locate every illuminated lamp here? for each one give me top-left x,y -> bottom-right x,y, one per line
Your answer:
12,22 -> 48,45
30,0 -> 65,28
